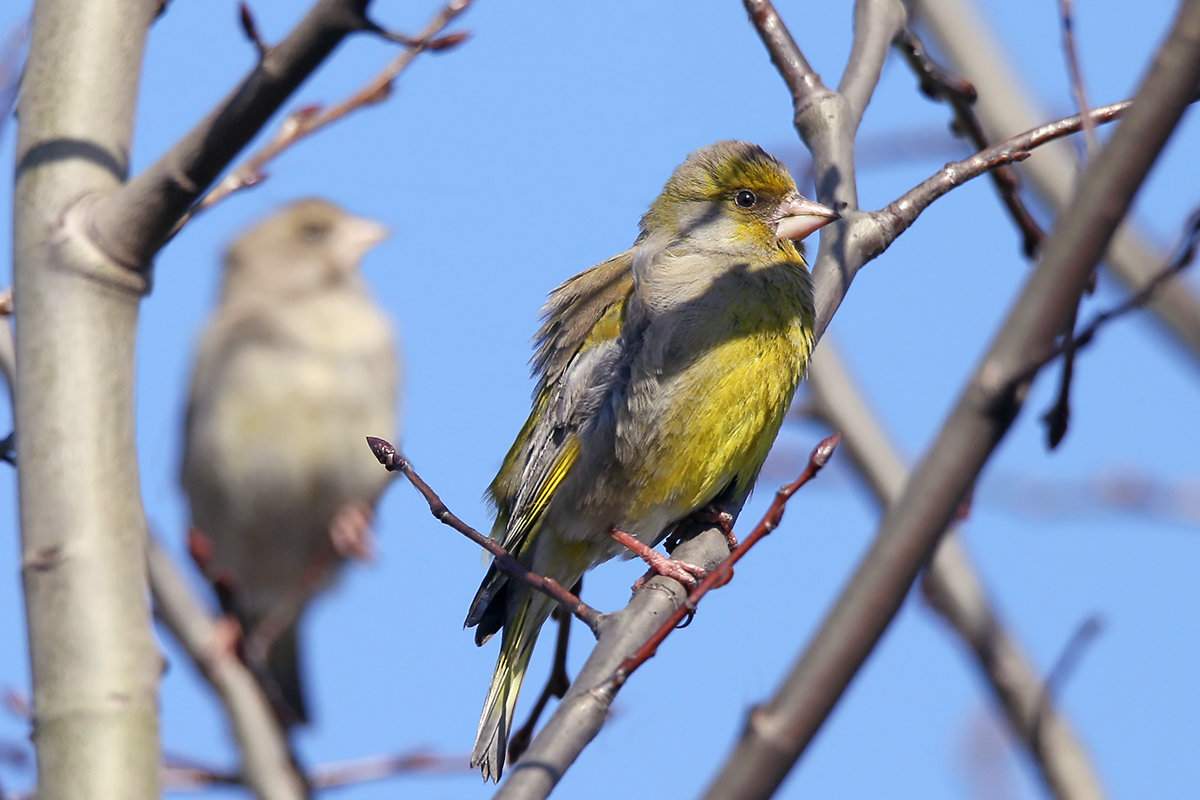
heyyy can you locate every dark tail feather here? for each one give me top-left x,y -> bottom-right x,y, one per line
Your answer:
253,622 -> 308,727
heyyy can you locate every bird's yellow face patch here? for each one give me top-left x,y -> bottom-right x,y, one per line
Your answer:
640,140 -> 801,250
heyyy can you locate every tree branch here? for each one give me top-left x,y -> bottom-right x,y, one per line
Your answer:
365,437 -> 602,634
806,335 -> 1108,800
700,4 -> 1200,796
179,0 -> 471,231
493,439 -> 836,800
912,0 -> 1200,370
147,538 -> 306,800
14,0 -> 165,796
87,0 -> 376,271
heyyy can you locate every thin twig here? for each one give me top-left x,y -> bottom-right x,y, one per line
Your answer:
238,3 -> 268,59
147,537 -> 307,797
873,99 -> 1132,250
1041,0 -> 1099,449
162,748 -> 470,790
895,26 -> 1047,257
603,433 -> 840,689
1059,0 -> 1098,157
1034,616 -> 1105,751
365,436 -> 602,633
310,750 -> 472,787
1017,206 -> 1200,386
179,0 -> 472,230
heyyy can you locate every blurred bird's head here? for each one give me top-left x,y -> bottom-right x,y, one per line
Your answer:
639,140 -> 838,258
221,198 -> 389,300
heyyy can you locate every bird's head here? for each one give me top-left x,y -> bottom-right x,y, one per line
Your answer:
222,198 -> 389,300
640,140 -> 838,257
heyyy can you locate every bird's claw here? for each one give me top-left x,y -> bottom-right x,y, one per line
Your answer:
329,502 -> 376,560
631,557 -> 708,592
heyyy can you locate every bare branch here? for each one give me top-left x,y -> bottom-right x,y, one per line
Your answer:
238,3 -> 268,59
701,5 -> 1200,798
872,99 -> 1133,250
798,336 -> 1108,799
182,0 -> 472,229
912,0 -> 1200,370
365,437 -> 602,634
604,435 -> 839,688
162,748 -> 469,791
894,26 -> 1047,257
87,0 -> 377,271
1059,0 -> 1098,156
1013,207 -> 1200,385
493,436 -> 837,800
147,538 -> 307,799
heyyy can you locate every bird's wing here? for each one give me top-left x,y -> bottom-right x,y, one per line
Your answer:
467,252 -> 635,633
487,249 -> 635,521
180,307 -> 274,488
531,249 -> 636,391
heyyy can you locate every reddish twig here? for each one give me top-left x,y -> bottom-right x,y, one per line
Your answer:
365,437 -> 601,634
1,690 -> 30,722
175,0 -> 472,231
310,750 -> 471,787
162,748 -> 470,790
894,27 -> 1047,258
605,433 -> 840,688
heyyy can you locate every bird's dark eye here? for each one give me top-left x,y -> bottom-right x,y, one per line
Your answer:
298,220 -> 330,242
734,189 -> 757,209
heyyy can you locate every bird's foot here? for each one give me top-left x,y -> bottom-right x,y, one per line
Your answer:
611,527 -> 707,591
329,502 -> 375,560
187,527 -> 215,570
691,505 -> 738,551
663,505 -> 738,552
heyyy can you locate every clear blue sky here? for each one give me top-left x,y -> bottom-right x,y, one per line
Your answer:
2,1 -> 1198,798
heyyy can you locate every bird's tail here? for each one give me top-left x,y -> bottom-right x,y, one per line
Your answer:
266,622 -> 308,726
240,612 -> 309,728
471,591 -> 554,782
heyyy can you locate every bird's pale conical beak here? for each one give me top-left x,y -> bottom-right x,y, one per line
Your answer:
343,215 -> 391,252
774,196 -> 840,241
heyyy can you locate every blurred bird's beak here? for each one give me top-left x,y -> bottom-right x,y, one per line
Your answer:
341,214 -> 391,254
774,196 -> 840,241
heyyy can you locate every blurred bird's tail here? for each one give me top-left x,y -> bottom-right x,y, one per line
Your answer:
267,623 -> 308,726
241,616 -> 308,728
470,592 -> 553,782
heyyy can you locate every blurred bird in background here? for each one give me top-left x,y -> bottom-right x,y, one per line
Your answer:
182,198 -> 400,726
466,140 -> 838,780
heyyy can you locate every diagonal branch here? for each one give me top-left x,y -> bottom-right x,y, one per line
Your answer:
606,434 -> 839,688
492,437 -> 837,800
87,0 -> 376,271
700,4 -> 1200,797
178,0 -> 471,230
894,25 -> 1048,257
805,335 -> 1108,800
364,437 -> 602,634
147,538 -> 307,800
912,0 -> 1200,371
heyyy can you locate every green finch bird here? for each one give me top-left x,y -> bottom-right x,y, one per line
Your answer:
465,140 -> 838,779
181,198 -> 399,726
